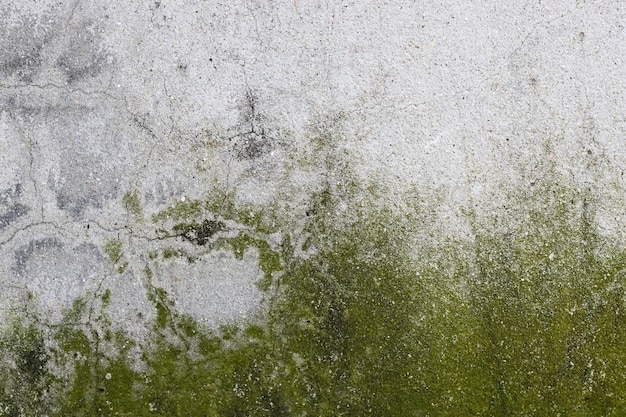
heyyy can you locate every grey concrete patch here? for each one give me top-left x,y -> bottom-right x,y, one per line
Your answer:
9,233 -> 105,323
149,249 -> 264,325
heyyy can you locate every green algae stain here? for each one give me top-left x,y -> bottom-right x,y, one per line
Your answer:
259,212 -> 430,415
69,181 -> 626,415
101,289 -> 111,307
173,218 -> 225,245
151,199 -> 203,222
0,319 -> 55,416
116,261 -> 129,273
104,239 -> 128,274
151,287 -> 173,329
434,184 -> 626,416
7,155 -> 626,415
48,295 -> 142,417
104,239 -> 123,263
162,247 -> 178,259
225,232 -> 282,290
122,189 -> 144,221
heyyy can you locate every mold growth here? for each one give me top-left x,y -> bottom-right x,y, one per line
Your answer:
122,190 -> 143,221
103,239 -> 127,273
0,318 -> 55,416
4,122 -> 626,415
172,219 -> 225,246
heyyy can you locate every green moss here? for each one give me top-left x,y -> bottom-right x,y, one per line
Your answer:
104,239 -> 123,263
63,296 -> 88,323
0,319 -> 54,415
244,324 -> 264,339
172,219 -> 225,245
54,330 -> 141,416
233,205 -> 279,235
162,247 -> 179,259
225,233 -> 282,290
104,239 -> 127,273
116,261 -> 129,274
22,189 -> 626,415
199,192 -> 280,235
219,323 -> 239,341
148,287 -> 174,329
198,334 -> 222,356
257,209 -> 429,415
101,289 -> 111,306
122,190 -> 144,220
152,199 -> 203,222
8,139 -> 626,416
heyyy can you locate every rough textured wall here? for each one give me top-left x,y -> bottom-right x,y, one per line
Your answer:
1,0 -> 626,415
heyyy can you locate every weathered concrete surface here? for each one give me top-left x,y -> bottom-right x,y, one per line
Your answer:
1,0 -> 626,415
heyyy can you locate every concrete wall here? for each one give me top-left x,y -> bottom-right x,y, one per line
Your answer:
1,1 -> 625,415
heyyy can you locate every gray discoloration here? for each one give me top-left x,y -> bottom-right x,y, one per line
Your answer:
55,18 -> 110,84
47,120 -> 123,219
55,192 -> 102,218
144,180 -> 185,206
0,5 -> 111,86
0,203 -> 30,229
12,237 -> 106,321
0,184 -> 30,230
229,92 -> 278,161
0,8 -> 55,82
233,131 -> 273,160
50,143 -> 120,219
3,99 -> 137,219
13,238 -> 64,277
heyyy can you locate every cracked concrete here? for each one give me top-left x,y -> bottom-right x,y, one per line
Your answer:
0,0 -> 625,411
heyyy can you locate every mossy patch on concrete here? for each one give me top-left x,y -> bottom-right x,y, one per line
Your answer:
2,135 -> 626,415
122,190 -> 144,221
0,319 -> 55,416
103,239 -> 123,263
151,199 -> 204,223
2,177 -> 622,415
172,219 -> 225,246
223,232 -> 282,291
104,239 -> 128,273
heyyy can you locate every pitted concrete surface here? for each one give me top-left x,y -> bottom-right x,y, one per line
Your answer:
2,2 -> 626,415
0,0 -> 625,353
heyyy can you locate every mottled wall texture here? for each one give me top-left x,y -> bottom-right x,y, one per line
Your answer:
1,0 -> 626,415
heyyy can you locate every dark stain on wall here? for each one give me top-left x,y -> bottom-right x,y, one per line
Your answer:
0,7 -> 112,85
0,8 -> 55,82
55,18 -> 111,84
13,238 -> 64,278
230,91 -> 277,161
0,183 -> 30,230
